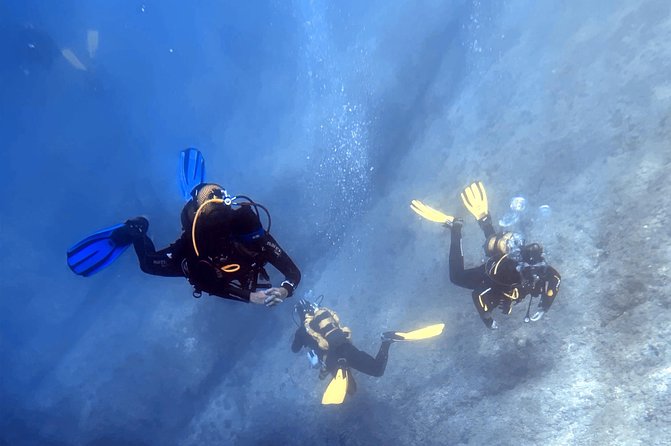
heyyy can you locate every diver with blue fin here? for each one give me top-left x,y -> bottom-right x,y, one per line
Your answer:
411,181 -> 561,329
291,296 -> 444,405
67,148 -> 301,306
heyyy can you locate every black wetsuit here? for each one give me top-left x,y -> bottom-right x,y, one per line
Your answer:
130,205 -> 301,302
449,217 -> 561,328
291,326 -> 391,387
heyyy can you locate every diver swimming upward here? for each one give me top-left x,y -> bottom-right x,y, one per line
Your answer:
67,148 -> 301,306
291,296 -> 445,405
411,181 -> 561,329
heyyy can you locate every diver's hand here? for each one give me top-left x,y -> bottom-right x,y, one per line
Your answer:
530,310 -> 545,322
263,287 -> 288,307
249,291 -> 268,305
484,317 -> 498,330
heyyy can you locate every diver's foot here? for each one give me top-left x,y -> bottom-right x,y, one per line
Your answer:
110,216 -> 149,245
443,217 -> 463,231
126,216 -> 149,234
380,331 -> 404,343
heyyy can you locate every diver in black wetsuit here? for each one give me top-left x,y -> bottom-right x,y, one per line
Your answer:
448,217 -> 561,329
0,19 -> 58,77
450,182 -> 561,329
114,183 -> 301,306
291,299 -> 392,396
411,181 -> 561,329
291,298 -> 445,402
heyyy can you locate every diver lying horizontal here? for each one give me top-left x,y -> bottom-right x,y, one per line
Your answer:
67,148 -> 301,306
291,296 -> 444,405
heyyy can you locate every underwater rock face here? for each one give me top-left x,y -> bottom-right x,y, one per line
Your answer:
217,1 -> 671,445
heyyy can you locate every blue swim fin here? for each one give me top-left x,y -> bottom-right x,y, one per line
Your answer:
179,148 -> 206,201
67,223 -> 131,277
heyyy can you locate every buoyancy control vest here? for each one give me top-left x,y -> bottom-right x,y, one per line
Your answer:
304,308 -> 352,351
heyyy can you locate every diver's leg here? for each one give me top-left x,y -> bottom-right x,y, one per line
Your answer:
346,373 -> 357,395
477,215 -> 496,239
449,222 -> 483,288
472,289 -> 497,329
116,218 -> 184,277
338,341 -> 391,378
132,236 -> 184,277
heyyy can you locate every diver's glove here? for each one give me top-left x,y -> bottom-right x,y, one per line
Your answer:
249,291 -> 267,305
110,216 -> 149,245
529,310 -> 545,322
263,287 -> 289,307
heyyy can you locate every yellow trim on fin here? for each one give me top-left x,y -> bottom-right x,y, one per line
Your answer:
410,200 -> 454,224
321,368 -> 348,405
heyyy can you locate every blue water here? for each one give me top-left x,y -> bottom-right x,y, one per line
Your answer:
3,1 -> 670,445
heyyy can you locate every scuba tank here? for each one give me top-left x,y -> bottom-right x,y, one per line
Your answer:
180,183 -> 273,297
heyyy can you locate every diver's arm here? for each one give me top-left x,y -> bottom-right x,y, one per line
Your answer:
205,282 -> 271,304
448,221 -> 485,289
538,267 -> 561,312
291,328 -> 307,353
212,283 -> 253,302
477,214 -> 497,239
472,288 -> 498,329
261,233 -> 301,297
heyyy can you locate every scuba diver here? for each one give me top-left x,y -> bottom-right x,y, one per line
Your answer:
411,181 -> 561,329
67,148 -> 301,306
0,19 -> 58,77
291,296 -> 444,405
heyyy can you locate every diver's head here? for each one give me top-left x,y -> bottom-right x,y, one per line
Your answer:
193,183 -> 230,206
520,243 -> 544,265
516,243 -> 547,287
294,298 -> 317,322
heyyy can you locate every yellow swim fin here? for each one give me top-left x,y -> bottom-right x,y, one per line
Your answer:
87,29 -> 100,59
61,48 -> 87,71
321,368 -> 348,405
410,200 -> 454,224
460,181 -> 488,221
382,323 -> 445,341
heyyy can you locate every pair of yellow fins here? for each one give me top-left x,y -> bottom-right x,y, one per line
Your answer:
410,181 -> 489,224
321,323 -> 445,405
